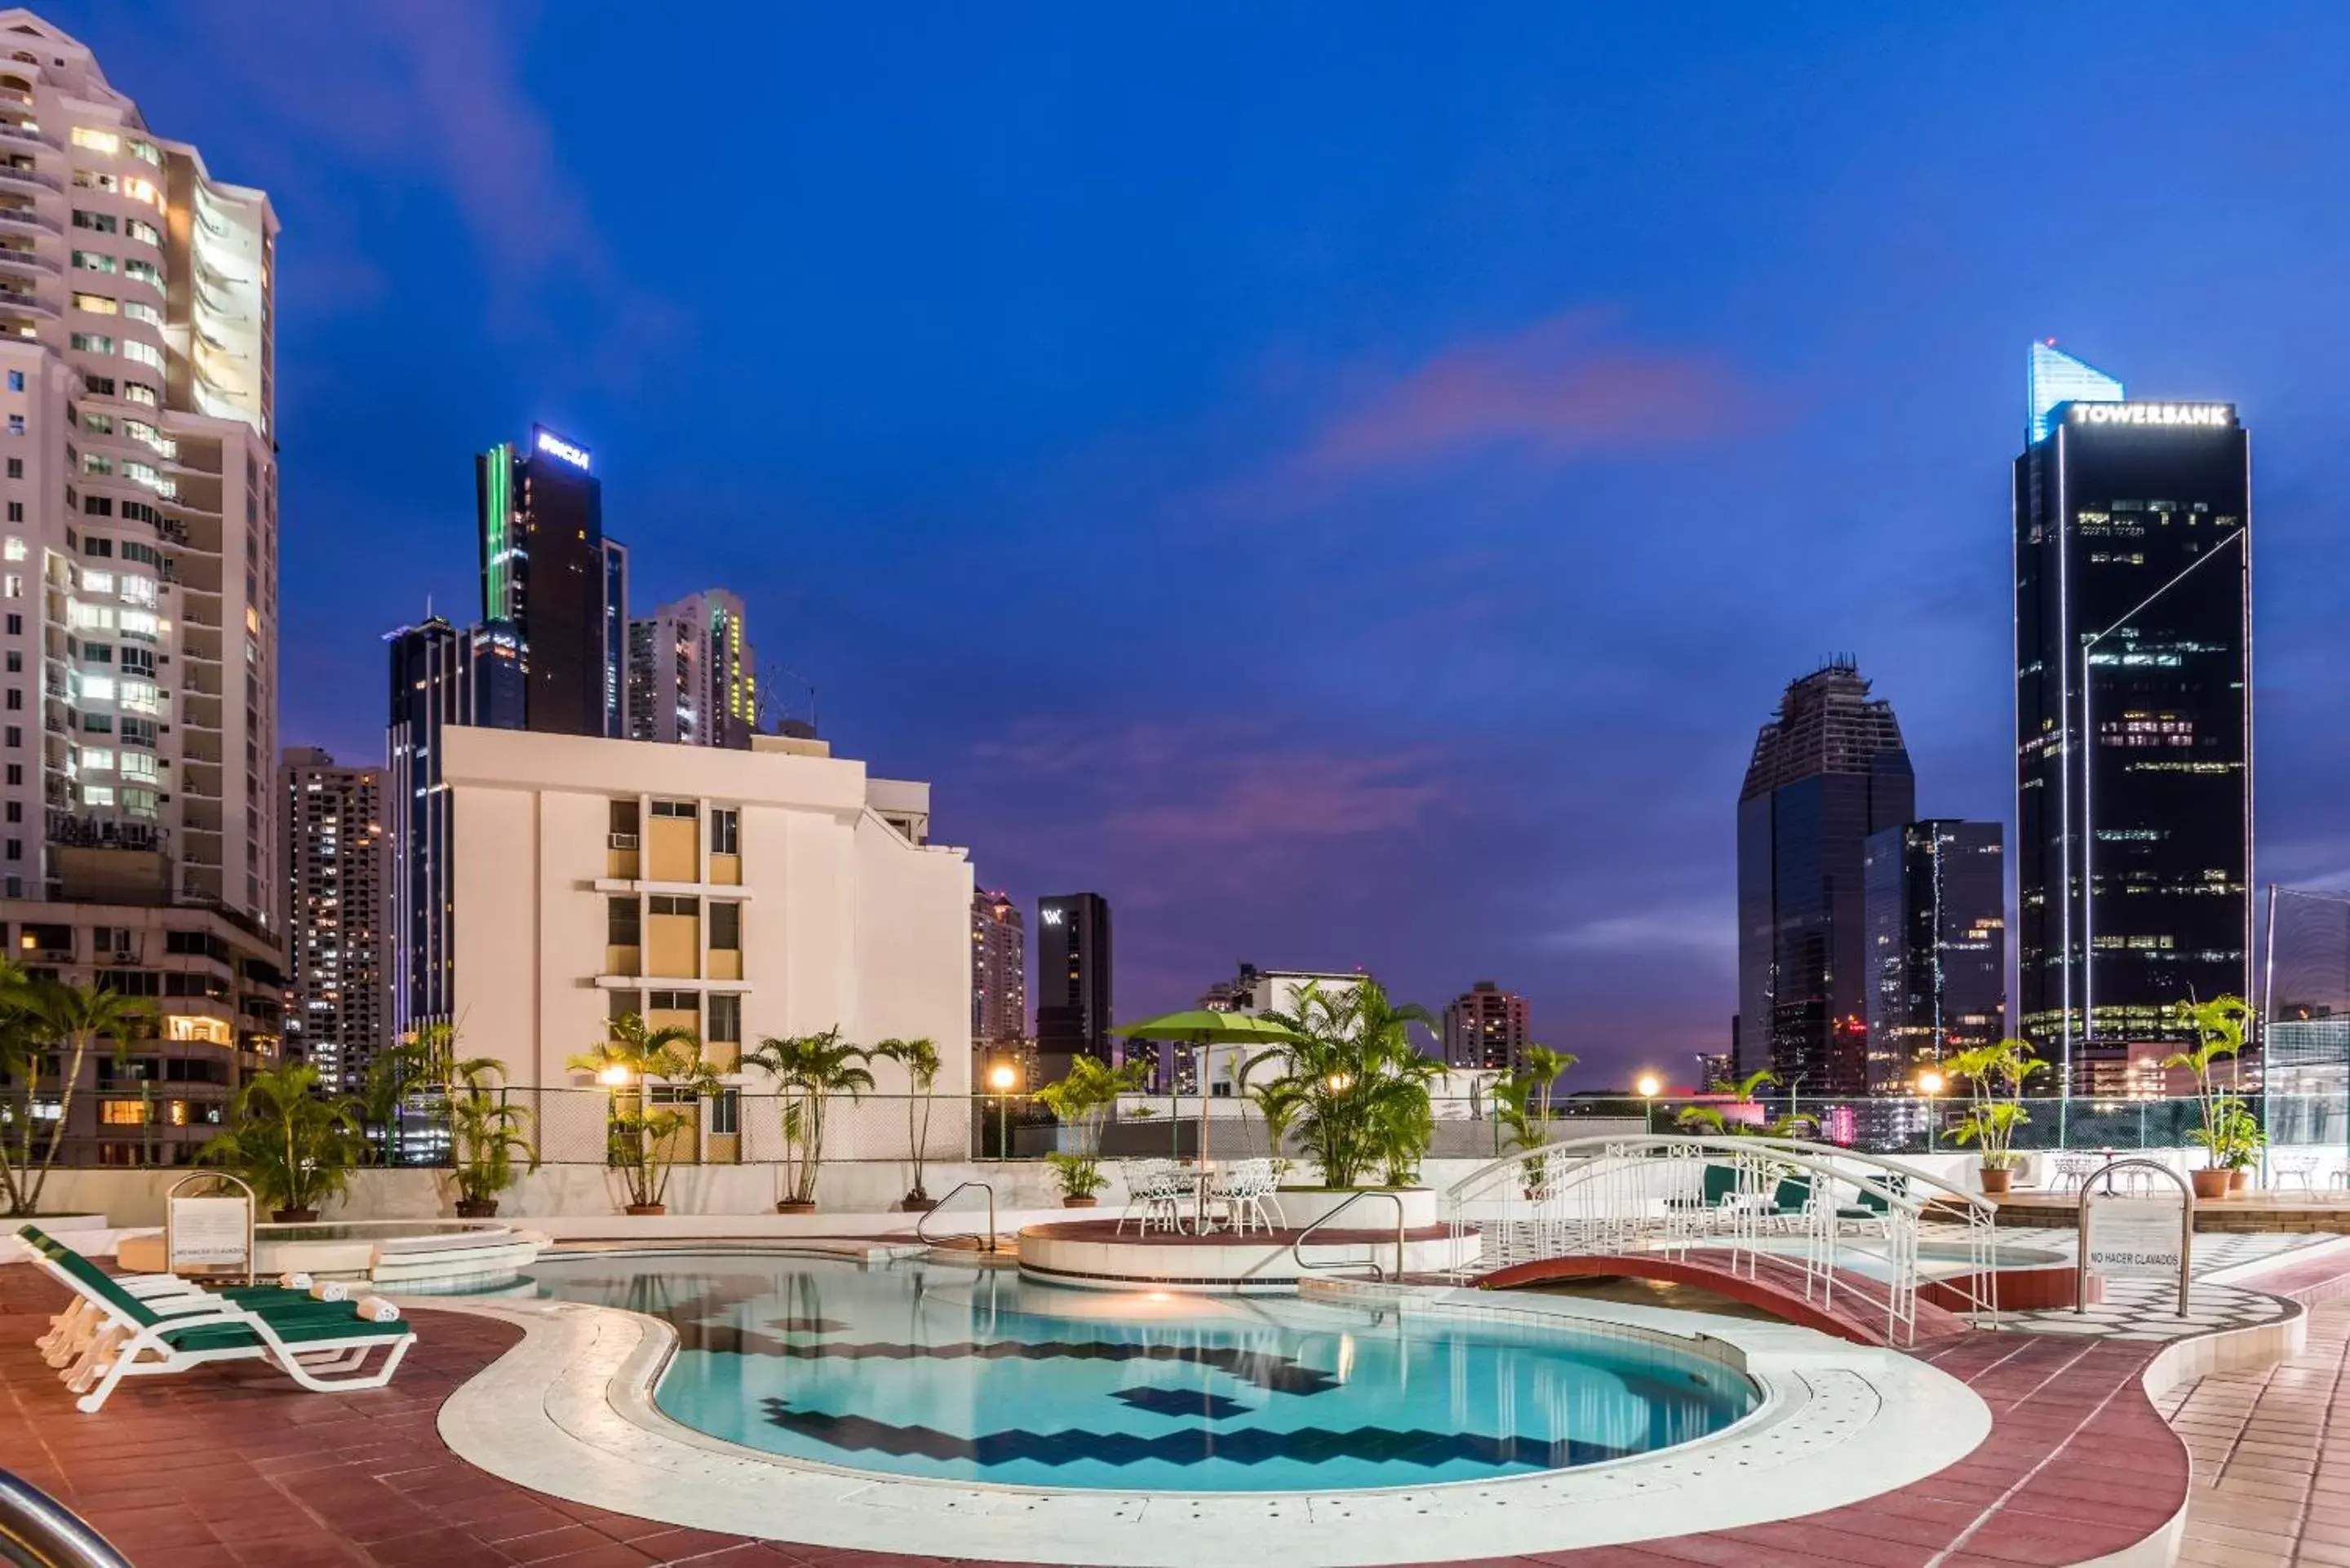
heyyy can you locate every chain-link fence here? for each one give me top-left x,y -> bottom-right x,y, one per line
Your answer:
33,1085 -> 2349,1169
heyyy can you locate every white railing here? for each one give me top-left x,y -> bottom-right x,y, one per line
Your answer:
1442,1133 -> 2001,1347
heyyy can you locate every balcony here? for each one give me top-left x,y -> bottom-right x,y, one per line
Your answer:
0,163 -> 58,193
0,246 -> 54,275
0,205 -> 55,233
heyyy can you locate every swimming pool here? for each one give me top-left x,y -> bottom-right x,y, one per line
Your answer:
527,1252 -> 1756,1493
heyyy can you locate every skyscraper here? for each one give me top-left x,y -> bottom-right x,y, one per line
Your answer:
0,12 -> 278,924
478,426 -> 617,737
0,12 -> 286,1160
1035,892 -> 1111,1083
385,616 -> 507,1030
280,748 -> 389,1091
1443,980 -> 1531,1070
2014,345 -> 2251,1095
1862,820 -> 2006,1094
1736,661 -> 1915,1096
627,589 -> 756,749
970,887 -> 1026,1047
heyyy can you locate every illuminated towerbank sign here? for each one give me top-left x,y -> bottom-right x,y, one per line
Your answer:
2013,346 -> 2250,1097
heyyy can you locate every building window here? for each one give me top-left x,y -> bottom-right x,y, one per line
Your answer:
650,800 -> 697,820
648,894 -> 698,918
100,1099 -> 146,1126
4,458 -> 17,477
2,371 -> 18,392
710,808 -> 739,856
709,901 -> 741,951
605,896 -> 639,948
710,1089 -> 739,1136
707,993 -> 741,1044
4,727 -> 18,748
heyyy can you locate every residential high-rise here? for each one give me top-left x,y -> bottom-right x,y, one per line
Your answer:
1442,980 -> 1531,1070
1862,820 -> 2006,1094
970,887 -> 1026,1047
601,539 -> 629,741
0,11 -> 286,1160
1035,893 -> 1111,1083
0,11 -> 279,924
1736,661 -> 1915,1098
477,426 -> 616,737
627,589 -> 756,749
2014,346 -> 2251,1095
280,747 -> 388,1091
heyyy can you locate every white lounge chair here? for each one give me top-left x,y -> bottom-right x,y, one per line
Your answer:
19,1225 -> 414,1413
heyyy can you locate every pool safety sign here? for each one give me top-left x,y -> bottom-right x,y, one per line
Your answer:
167,1195 -> 250,1268
2085,1198 -> 2188,1279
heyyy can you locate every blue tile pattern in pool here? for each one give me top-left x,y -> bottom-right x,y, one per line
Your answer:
528,1253 -> 1756,1493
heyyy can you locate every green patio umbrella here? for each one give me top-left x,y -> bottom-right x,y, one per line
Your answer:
1109,1010 -> 1306,1169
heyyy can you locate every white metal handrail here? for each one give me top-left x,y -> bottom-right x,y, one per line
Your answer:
1443,1134 -> 2002,1345
1289,1189 -> 1408,1281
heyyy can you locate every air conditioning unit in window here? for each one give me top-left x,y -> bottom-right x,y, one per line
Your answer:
608,833 -> 639,850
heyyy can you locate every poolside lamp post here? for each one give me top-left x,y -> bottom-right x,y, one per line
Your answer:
1636,1074 -> 1661,1133
988,1061 -> 1018,1159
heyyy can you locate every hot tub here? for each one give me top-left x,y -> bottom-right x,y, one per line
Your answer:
118,1218 -> 545,1292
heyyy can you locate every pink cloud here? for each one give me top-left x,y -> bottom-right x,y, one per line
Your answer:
1297,311 -> 1753,472
1110,754 -> 1443,848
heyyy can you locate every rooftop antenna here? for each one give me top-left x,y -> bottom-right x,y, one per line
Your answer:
760,661 -> 819,737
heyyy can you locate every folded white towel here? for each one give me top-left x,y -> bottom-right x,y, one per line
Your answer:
308,1280 -> 348,1303
352,1296 -> 400,1323
278,1272 -> 312,1290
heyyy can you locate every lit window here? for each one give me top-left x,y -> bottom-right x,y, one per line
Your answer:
2,538 -> 20,562
79,569 -> 112,594
70,127 -> 121,156
120,301 -> 159,328
121,339 -> 159,370
125,219 -> 158,247
70,292 -> 116,316
79,746 -> 113,771
120,751 -> 155,782
99,1099 -> 145,1126
81,783 -> 113,806
2,575 -> 18,600
117,609 -> 155,639
78,675 -> 113,702
67,332 -> 112,355
120,575 -> 154,607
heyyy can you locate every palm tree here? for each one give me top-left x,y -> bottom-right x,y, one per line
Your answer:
566,1015 -> 717,1212
199,1061 -> 367,1220
871,1037 -> 942,1207
2164,995 -> 2252,1176
1675,1066 -> 1779,1137
742,1028 -> 873,1210
447,1057 -> 539,1216
6,978 -> 153,1216
1260,980 -> 1442,1189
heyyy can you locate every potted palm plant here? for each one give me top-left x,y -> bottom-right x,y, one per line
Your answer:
200,1061 -> 367,1222
2219,1099 -> 2264,1193
1495,1044 -> 1579,1197
1257,980 -> 1442,1189
2165,995 -> 2251,1201
566,1014 -> 721,1215
1035,1056 -> 1147,1206
743,1027 -> 872,1213
871,1037 -> 942,1211
1944,1038 -> 2045,1195
447,1058 -> 538,1218
1674,1067 -> 1779,1137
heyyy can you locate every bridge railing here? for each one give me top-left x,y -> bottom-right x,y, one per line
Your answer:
1442,1134 -> 2001,1347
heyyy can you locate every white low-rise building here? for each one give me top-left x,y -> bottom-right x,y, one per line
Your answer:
437,727 -> 973,1124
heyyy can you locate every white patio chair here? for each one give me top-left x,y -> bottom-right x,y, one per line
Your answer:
1119,1160 -> 1186,1237
2272,1154 -> 2318,1191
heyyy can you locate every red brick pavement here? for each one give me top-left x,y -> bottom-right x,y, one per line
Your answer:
0,1260 -> 2275,1567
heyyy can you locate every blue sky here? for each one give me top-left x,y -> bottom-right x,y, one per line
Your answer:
63,1 -> 2350,1081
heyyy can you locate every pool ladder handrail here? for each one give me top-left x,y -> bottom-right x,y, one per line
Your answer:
916,1179 -> 998,1255
1288,1189 -> 1408,1282
0,1465 -> 134,1568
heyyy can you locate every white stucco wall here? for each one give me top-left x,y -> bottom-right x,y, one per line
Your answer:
441,727 -> 973,1111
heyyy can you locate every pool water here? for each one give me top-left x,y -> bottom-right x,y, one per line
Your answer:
528,1253 -> 1756,1493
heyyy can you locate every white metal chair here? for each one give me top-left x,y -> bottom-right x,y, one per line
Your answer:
2272,1154 -> 2319,1191
1209,1159 -> 1281,1235
1119,1160 -> 1187,1236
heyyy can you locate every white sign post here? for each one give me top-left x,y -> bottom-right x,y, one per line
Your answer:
165,1172 -> 255,1282
2077,1159 -> 2193,1318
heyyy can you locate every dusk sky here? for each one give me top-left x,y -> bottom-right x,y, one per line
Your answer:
65,2 -> 2350,1083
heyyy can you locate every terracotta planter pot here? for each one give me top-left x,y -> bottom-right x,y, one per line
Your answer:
2190,1168 -> 2232,1200
776,1200 -> 818,1216
454,1198 -> 499,1220
2229,1168 -> 2251,1193
1978,1166 -> 2014,1197
1062,1196 -> 1099,1209
272,1208 -> 320,1224
625,1203 -> 667,1216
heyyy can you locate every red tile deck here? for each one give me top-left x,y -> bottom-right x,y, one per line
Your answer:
1,1256 -> 2332,1567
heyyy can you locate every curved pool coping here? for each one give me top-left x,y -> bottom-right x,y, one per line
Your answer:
428,1247 -> 1993,1566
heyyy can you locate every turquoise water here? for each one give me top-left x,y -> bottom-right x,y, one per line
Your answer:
527,1253 -> 1755,1493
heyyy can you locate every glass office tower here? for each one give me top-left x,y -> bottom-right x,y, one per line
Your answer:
2013,347 -> 2251,1096
478,426 -> 610,737
1736,662 -> 1916,1096
1862,820 -> 2006,1094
